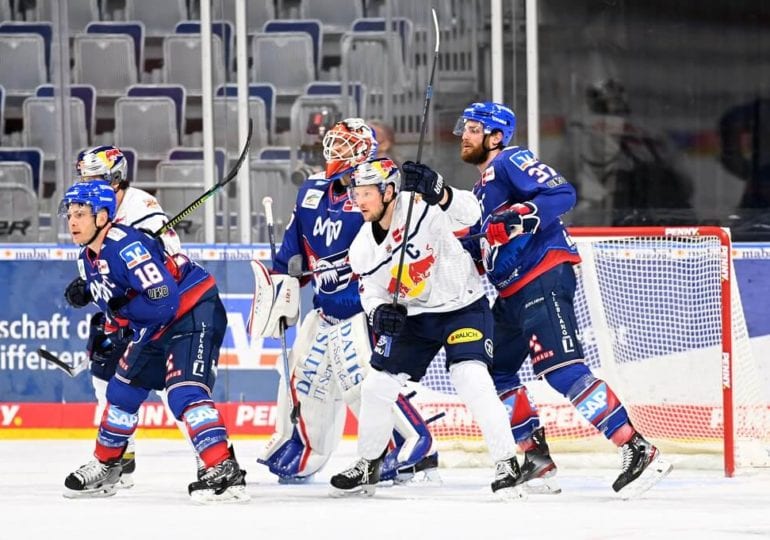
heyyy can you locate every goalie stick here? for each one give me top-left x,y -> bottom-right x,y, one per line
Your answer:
263,196 -> 300,425
391,8 -> 440,306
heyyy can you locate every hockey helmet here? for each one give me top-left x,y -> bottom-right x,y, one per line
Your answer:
322,118 -> 378,179
58,179 -> 117,221
453,102 -> 516,146
76,145 -> 129,186
349,157 -> 401,201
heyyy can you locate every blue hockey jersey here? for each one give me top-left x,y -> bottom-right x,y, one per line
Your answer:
78,223 -> 216,343
274,174 -> 364,321
464,146 -> 581,297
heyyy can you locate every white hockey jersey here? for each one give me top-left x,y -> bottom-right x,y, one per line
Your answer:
349,188 -> 484,318
114,186 -> 181,254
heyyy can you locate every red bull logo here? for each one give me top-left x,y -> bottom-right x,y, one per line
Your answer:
387,247 -> 435,298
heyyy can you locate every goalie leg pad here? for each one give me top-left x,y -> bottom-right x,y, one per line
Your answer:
259,311 -> 345,479
327,312 -> 372,417
380,394 -> 437,482
546,362 -> 632,441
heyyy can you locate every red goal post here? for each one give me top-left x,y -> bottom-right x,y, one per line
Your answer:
415,226 -> 770,477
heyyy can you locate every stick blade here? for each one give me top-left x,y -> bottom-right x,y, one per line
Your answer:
37,348 -> 75,377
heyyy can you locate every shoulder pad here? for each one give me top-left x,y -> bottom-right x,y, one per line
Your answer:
106,227 -> 128,241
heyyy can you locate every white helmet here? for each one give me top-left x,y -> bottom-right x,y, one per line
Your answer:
349,157 -> 400,196
76,145 -> 129,187
322,118 -> 378,179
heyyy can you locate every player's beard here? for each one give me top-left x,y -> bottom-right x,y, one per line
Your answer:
461,141 -> 488,165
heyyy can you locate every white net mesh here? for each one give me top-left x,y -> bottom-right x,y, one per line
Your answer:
414,229 -> 770,471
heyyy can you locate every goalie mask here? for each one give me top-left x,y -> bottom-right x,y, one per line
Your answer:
76,145 -> 129,190
322,118 -> 378,180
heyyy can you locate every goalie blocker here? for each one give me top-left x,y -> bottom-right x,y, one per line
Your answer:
248,260 -> 440,483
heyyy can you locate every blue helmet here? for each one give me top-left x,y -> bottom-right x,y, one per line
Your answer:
453,102 -> 516,146
58,180 -> 117,221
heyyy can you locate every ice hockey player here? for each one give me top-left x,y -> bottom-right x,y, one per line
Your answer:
60,180 -> 247,503
328,157 -> 525,500
454,101 -> 673,498
250,119 -> 439,485
61,145 -> 200,487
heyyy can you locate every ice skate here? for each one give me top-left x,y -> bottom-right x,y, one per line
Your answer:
188,456 -> 249,504
63,460 -> 122,499
490,456 -> 527,501
613,433 -> 673,499
329,455 -> 383,497
118,451 -> 135,488
520,427 -> 561,494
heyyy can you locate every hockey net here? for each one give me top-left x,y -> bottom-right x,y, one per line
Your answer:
414,226 -> 770,476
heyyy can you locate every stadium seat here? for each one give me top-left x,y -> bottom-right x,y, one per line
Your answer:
73,34 -> 138,96
250,32 -> 316,97
0,182 -> 39,242
126,84 -> 186,140
216,83 -> 276,137
0,148 -> 43,194
114,96 -> 179,160
213,97 -> 269,157
262,19 -> 323,78
35,84 -> 96,144
22,96 -> 89,155
124,0 -> 188,37
162,34 -> 225,95
0,33 -> 47,94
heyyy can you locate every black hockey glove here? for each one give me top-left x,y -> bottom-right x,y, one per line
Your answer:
370,303 -> 408,337
401,161 -> 445,205
64,277 -> 92,308
86,313 -> 131,365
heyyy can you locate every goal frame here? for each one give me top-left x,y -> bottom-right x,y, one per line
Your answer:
568,226 -> 735,476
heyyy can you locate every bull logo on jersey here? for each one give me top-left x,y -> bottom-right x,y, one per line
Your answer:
303,238 -> 353,295
388,244 -> 435,299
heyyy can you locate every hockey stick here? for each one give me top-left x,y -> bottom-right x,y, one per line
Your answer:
391,8 -> 440,306
153,118 -> 253,238
106,120 -> 255,313
37,348 -> 86,378
263,196 -> 300,425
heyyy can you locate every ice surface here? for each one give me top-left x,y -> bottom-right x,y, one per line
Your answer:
0,438 -> 768,540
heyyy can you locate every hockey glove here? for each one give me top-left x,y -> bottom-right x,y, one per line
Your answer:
370,303 -> 408,337
86,313 -> 130,365
485,202 -> 541,246
64,277 -> 92,308
401,161 -> 445,205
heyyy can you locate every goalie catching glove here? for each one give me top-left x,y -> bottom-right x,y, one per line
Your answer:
485,202 -> 540,246
248,259 -> 300,338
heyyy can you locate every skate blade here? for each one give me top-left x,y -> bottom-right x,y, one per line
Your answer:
63,485 -> 118,499
493,485 -> 528,502
118,473 -> 134,489
190,485 -> 250,505
524,475 -> 562,495
328,484 -> 377,498
278,474 -> 315,485
394,467 -> 443,486
618,455 -> 673,500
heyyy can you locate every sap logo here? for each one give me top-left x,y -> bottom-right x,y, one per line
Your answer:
577,390 -> 607,421
184,407 -> 220,428
107,406 -> 138,428
313,216 -> 342,246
